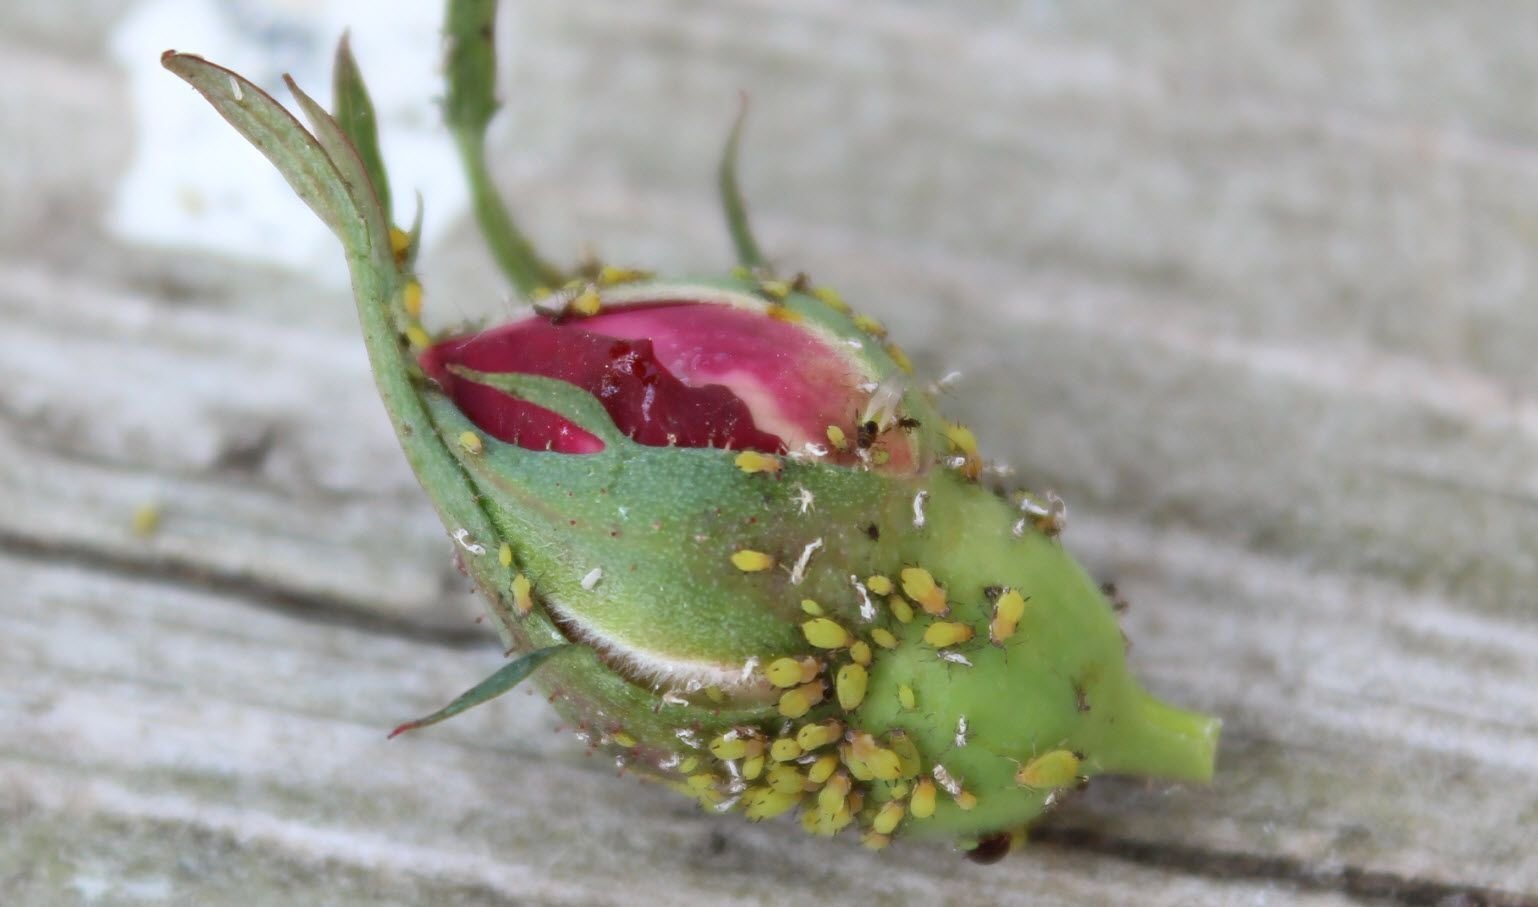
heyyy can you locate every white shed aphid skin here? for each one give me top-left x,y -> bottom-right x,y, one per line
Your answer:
850,575 -> 877,623
581,567 -> 603,590
932,763 -> 963,797
788,538 -> 823,586
794,485 -> 816,514
912,490 -> 929,529
928,370 -> 963,395
451,528 -> 486,555
860,374 -> 907,436
938,650 -> 974,667
955,715 -> 970,748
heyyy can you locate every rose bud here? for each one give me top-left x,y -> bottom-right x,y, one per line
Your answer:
163,0 -> 1218,858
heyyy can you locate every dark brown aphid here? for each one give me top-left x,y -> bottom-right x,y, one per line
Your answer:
965,832 -> 1014,865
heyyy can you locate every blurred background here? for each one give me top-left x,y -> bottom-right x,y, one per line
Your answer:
3,1 -> 1535,905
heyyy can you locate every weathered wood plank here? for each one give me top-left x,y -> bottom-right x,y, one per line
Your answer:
3,0 -> 1537,904
1,552 -> 1363,907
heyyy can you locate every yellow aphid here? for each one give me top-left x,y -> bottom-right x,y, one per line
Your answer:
870,628 -> 899,649
923,620 -> 975,648
686,772 -> 719,792
767,304 -> 803,323
498,542 -> 513,567
807,753 -> 840,784
692,785 -> 726,807
531,286 -> 553,301
836,663 -> 869,711
853,313 -> 887,338
569,287 -> 602,317
803,804 -> 853,837
860,744 -> 902,781
770,737 -> 802,761
457,430 -> 483,454
758,279 -> 791,300
130,503 -> 161,537
818,772 -> 852,815
800,598 -> 824,616
708,732 -> 752,761
991,588 -> 1028,644
900,567 -> 948,615
388,225 -> 410,260
404,324 -> 431,349
944,422 -> 982,480
678,756 -> 700,774
764,656 -> 804,688
888,596 -> 915,624
811,286 -> 850,312
861,831 -> 892,851
610,732 -> 636,748
887,732 -> 922,779
885,342 -> 914,375
734,450 -> 781,475
731,549 -> 776,572
898,684 -> 916,710
865,574 -> 894,596
743,754 -> 766,781
825,424 -> 849,450
840,742 -> 873,782
402,279 -> 423,318
796,719 -> 843,751
955,790 -> 979,811
766,763 -> 804,794
597,264 -> 650,285
511,573 -> 534,617
945,422 -> 980,457
873,800 -> 906,835
1016,749 -> 1082,789
778,681 -> 825,719
849,640 -> 872,666
742,787 -> 800,821
910,779 -> 938,818
802,617 -> 853,649
704,685 -> 725,704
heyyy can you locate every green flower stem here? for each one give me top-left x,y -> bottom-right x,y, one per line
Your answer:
444,0 -> 565,294
1086,690 -> 1221,783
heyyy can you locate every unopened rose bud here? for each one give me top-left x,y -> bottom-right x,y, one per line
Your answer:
163,0 -> 1218,859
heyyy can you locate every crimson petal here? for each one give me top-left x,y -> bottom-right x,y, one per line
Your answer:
421,315 -> 785,454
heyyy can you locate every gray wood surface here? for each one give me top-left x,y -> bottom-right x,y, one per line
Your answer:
3,2 -> 1536,905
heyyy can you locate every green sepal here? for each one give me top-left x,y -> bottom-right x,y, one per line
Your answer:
162,51 -> 520,659
444,0 -> 564,294
332,32 -> 392,223
718,96 -> 765,269
445,364 -> 632,448
388,644 -> 571,738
